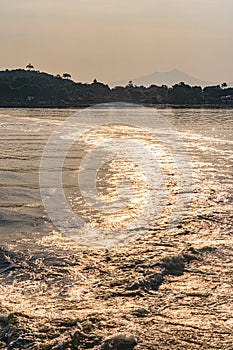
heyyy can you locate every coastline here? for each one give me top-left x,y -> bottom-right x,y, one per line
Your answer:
0,103 -> 233,109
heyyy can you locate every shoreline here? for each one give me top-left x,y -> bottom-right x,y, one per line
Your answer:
0,103 -> 233,109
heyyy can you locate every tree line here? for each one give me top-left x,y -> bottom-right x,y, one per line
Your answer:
0,68 -> 233,107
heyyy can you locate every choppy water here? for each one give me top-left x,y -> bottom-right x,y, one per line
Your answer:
0,107 -> 232,247
0,107 -> 232,349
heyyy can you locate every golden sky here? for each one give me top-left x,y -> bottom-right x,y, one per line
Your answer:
1,0 -> 233,83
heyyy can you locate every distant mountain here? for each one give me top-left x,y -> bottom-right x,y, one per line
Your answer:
113,69 -> 214,87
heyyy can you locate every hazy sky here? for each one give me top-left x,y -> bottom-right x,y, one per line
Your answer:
1,0 -> 233,83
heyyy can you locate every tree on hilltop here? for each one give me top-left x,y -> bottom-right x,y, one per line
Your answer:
26,63 -> 34,70
63,73 -> 71,79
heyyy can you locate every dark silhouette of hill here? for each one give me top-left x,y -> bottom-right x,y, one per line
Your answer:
0,69 -> 111,107
0,69 -> 56,79
0,69 -> 233,107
